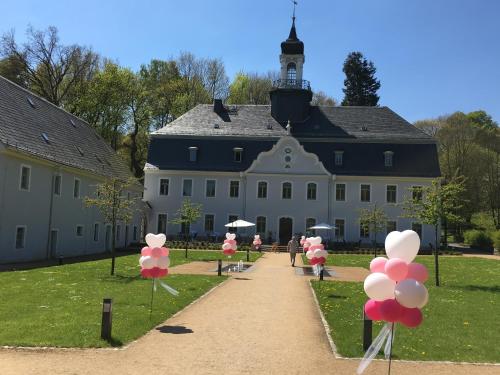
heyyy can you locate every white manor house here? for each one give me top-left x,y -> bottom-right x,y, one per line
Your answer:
143,19 -> 440,245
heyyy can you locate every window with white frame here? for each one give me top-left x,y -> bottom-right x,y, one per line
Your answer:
204,214 -> 215,232
233,147 -> 243,162
287,62 -> 296,81
335,219 -> 345,239
15,226 -> 26,249
307,183 -> 317,200
360,224 -> 370,238
54,174 -> 62,196
206,180 -> 216,197
189,146 -> 198,162
384,151 -> 394,167
360,184 -> 371,202
76,225 -> 84,237
157,214 -> 167,234
73,178 -> 81,198
159,178 -> 169,196
335,183 -> 346,201
257,181 -> 268,199
334,151 -> 344,166
256,216 -> 266,234
229,180 -> 239,198
386,185 -> 397,203
412,222 -> 423,239
20,165 -> 31,191
412,186 -> 423,202
93,223 -> 99,242
386,221 -> 397,234
282,182 -> 292,199
182,179 -> 193,197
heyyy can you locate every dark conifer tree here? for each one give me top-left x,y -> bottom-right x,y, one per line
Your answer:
341,52 -> 381,106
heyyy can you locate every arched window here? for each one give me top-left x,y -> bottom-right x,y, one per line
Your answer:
287,62 -> 296,81
307,183 -> 317,200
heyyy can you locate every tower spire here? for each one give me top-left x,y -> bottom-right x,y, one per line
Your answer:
291,0 -> 297,20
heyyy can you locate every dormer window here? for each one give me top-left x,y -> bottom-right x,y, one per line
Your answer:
287,62 -> 296,81
233,147 -> 243,162
189,146 -> 198,162
334,151 -> 344,166
384,151 -> 394,167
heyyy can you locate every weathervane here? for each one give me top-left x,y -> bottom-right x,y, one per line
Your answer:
291,0 -> 297,20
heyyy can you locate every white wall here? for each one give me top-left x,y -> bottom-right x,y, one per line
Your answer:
0,151 -> 143,263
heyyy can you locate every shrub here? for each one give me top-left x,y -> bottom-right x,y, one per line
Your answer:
464,230 -> 493,249
493,231 -> 500,251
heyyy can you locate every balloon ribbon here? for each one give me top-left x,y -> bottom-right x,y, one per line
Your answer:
154,278 -> 179,296
357,322 -> 395,374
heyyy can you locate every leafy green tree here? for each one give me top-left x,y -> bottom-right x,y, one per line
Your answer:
170,199 -> 202,258
227,71 -> 276,105
0,55 -> 26,85
84,177 -> 140,275
358,204 -> 388,256
402,177 -> 466,286
311,90 -> 336,106
341,51 -> 380,106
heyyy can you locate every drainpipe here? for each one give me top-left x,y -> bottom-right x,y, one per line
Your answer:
329,175 -> 336,224
240,172 -> 247,219
45,170 -> 56,259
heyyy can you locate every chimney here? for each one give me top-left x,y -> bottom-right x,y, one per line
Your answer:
213,99 -> 223,113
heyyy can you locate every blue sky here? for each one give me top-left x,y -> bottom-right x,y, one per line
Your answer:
1,0 -> 499,123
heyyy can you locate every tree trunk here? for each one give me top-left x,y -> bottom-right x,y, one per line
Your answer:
434,224 -> 440,287
111,221 -> 116,276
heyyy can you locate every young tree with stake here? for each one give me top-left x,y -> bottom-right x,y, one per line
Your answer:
170,199 -> 202,258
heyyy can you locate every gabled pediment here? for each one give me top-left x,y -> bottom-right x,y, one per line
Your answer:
245,136 -> 330,175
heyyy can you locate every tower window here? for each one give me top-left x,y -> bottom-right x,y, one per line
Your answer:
384,151 -> 394,167
189,147 -> 198,162
287,62 -> 296,81
334,151 -> 344,166
233,147 -> 243,162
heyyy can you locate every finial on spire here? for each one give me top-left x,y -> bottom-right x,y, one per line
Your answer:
291,0 -> 297,20
286,120 -> 292,135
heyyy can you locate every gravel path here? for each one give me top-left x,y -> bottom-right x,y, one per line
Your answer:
1,253 -> 498,374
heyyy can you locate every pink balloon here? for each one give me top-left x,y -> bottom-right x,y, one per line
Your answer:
157,268 -> 168,277
309,244 -> 324,251
151,247 -> 165,258
224,239 -> 236,245
399,307 -> 423,328
141,246 -> 152,256
141,268 -> 152,278
150,267 -> 164,278
407,263 -> 428,283
364,299 -> 383,321
385,258 -> 409,281
370,257 -> 387,273
310,257 -> 326,266
380,299 -> 403,323
223,249 -> 236,256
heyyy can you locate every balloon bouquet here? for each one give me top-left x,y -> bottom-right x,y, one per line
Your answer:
221,233 -> 237,274
305,236 -> 328,276
357,230 -> 429,374
252,234 -> 262,252
139,233 -> 179,318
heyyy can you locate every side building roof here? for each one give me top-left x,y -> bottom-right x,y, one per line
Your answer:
0,76 -> 132,180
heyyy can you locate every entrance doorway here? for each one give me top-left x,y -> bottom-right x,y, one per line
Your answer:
279,217 -> 293,245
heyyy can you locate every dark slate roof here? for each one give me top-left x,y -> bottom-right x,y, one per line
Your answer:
281,18 -> 304,55
0,76 -> 132,179
153,104 -> 433,141
147,137 -> 440,177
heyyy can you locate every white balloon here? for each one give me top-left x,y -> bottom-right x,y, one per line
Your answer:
222,243 -> 232,250
363,273 -> 396,301
314,249 -> 328,258
254,234 -> 260,240
225,232 -> 236,240
394,279 -> 429,308
306,250 -> 315,260
157,256 -> 170,269
308,236 -> 322,245
145,233 -> 166,248
385,230 -> 420,263
139,256 -> 156,269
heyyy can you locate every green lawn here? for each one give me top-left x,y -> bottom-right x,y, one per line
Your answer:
311,255 -> 500,362
0,252 -> 228,348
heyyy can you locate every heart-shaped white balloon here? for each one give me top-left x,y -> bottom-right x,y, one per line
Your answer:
385,230 -> 420,264
145,233 -> 166,248
308,236 -> 322,245
254,234 -> 260,239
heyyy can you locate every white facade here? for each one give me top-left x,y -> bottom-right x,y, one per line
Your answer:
144,136 -> 435,245
0,147 -> 143,263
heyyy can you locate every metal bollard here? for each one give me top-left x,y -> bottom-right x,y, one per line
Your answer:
217,259 -> 222,276
101,298 -> 113,341
363,308 -> 372,351
319,267 -> 324,281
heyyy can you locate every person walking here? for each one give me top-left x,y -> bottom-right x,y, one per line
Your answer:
287,235 -> 298,267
